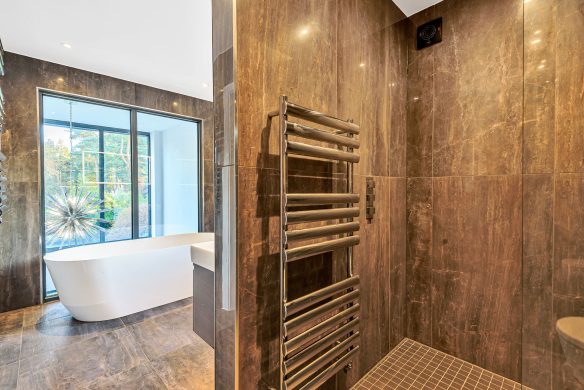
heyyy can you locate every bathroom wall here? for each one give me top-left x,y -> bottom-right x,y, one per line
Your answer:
405,0 -> 524,382
230,0 -> 409,388
0,53 -> 214,313
523,0 -> 584,388
406,0 -> 584,388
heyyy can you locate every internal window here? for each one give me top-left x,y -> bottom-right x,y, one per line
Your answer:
40,93 -> 201,299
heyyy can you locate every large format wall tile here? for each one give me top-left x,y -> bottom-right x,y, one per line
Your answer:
523,0 -> 556,174
431,176 -> 522,381
389,177 -> 407,348
553,173 -> 584,390
432,0 -> 523,177
406,9 -> 435,179
522,174 -> 554,389
337,0 -> 408,178
555,1 -> 584,173
351,176 -> 391,376
554,174 -> 584,298
405,178 -> 432,345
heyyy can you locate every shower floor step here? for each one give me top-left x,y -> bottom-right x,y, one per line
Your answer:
352,338 -> 531,390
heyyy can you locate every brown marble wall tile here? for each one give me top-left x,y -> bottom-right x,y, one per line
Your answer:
431,176 -> 522,381
555,0 -> 584,173
0,52 -> 213,313
523,0 -> 556,174
387,23 -> 409,178
404,1 -> 584,389
389,177 -> 406,349
405,178 -> 432,345
406,9 -> 435,179
233,0 -> 408,388
554,174 -> 584,298
351,175 -> 391,378
553,174 -> 584,389
236,166 -> 279,389
522,174 -> 554,389
236,0 -> 339,170
337,0 -> 407,177
431,0 -> 523,177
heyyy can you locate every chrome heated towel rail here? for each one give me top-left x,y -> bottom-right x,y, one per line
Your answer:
269,96 -> 361,390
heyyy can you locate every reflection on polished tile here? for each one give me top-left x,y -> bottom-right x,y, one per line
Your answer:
0,299 -> 213,390
22,301 -> 70,327
0,310 -> 24,334
0,331 -> 22,367
151,344 -> 214,390
20,314 -> 125,359
88,363 -> 167,390
127,306 -> 202,360
121,297 -> 193,326
18,328 -> 148,389
0,362 -> 18,389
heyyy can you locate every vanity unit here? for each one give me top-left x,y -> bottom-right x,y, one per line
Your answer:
191,240 -> 215,347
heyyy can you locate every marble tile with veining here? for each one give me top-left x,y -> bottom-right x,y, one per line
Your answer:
22,301 -> 70,327
151,344 -> 214,390
0,362 -> 19,390
87,363 -> 168,390
120,297 -> 192,326
127,306 -> 203,360
18,327 -> 147,390
20,315 -> 124,359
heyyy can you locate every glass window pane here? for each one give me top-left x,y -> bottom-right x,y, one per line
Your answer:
138,134 -> 152,238
137,112 -> 199,237
42,95 -> 131,298
103,131 -> 132,242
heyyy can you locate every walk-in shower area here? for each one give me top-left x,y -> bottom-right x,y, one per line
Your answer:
215,0 -> 584,389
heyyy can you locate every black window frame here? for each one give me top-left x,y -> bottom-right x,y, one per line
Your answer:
38,89 -> 203,301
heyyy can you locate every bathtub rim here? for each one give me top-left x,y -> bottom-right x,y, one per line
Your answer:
44,232 -> 214,262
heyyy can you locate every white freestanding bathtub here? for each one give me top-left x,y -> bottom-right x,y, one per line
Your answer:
44,232 -> 214,322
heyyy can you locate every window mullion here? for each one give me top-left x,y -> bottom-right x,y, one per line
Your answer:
130,109 -> 139,239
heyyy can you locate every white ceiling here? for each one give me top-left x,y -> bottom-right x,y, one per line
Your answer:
0,0 -> 213,101
393,0 -> 443,16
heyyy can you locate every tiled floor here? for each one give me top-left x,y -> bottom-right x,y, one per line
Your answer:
352,339 -> 531,390
0,297 -> 213,389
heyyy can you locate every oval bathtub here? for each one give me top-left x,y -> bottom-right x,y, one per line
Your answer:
44,232 -> 214,322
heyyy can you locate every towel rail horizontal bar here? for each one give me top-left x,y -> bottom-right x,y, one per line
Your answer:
286,222 -> 360,243
287,141 -> 360,163
284,305 -> 359,356
286,122 -> 360,149
286,193 -> 359,206
286,333 -> 360,390
285,276 -> 360,318
286,102 -> 360,135
286,207 -> 359,224
284,290 -> 359,336
284,319 -> 360,374
285,236 -> 360,262
297,347 -> 360,390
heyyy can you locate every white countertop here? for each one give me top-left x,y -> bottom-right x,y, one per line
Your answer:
190,240 -> 214,272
